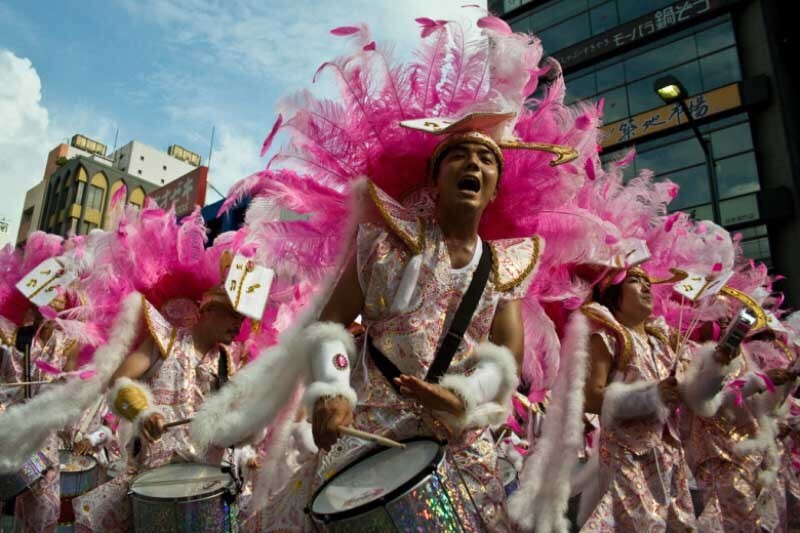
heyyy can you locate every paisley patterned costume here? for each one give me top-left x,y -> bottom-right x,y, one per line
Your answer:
247,184 -> 541,532
580,303 -> 696,532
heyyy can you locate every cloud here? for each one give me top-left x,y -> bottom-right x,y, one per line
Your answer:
0,50 -> 51,236
205,125 -> 264,200
0,49 -> 118,241
116,0 -> 486,90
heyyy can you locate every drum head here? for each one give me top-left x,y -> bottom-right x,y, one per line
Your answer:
311,438 -> 441,516
130,464 -> 232,500
59,451 -> 96,473
498,457 -> 517,486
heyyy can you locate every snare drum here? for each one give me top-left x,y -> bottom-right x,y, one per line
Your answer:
0,451 -> 51,501
58,451 -> 100,527
497,457 -> 518,497
129,463 -> 237,533
309,438 -> 483,532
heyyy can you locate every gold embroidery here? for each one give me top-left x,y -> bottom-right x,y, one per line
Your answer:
246,283 -> 261,294
114,384 -> 149,422
581,304 -> 633,371
0,326 -> 16,348
497,140 -> 578,166
367,180 -> 425,254
141,296 -> 176,359
489,236 -> 541,292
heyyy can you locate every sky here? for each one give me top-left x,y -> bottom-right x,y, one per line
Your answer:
0,0 -> 486,239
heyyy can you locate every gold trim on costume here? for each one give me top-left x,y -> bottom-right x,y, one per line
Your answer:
720,286 -> 768,331
489,236 -> 541,292
497,140 -> 579,166
0,327 -> 17,348
431,131 -> 505,174
114,384 -> 149,422
367,181 -> 425,254
581,304 -> 634,371
774,339 -> 795,363
141,296 -> 176,359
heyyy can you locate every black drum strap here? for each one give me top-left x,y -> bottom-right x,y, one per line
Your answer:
369,240 -> 492,388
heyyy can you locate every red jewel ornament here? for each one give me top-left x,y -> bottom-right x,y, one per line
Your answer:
333,353 -> 349,371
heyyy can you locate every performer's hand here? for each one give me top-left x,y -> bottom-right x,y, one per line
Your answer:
312,395 -> 353,452
394,375 -> 465,416
141,413 -> 166,443
657,376 -> 681,406
246,457 -> 262,470
73,439 -> 93,456
766,368 -> 798,387
712,344 -> 738,366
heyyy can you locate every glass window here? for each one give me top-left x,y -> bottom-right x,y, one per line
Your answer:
741,236 -> 771,262
74,182 -> 85,203
87,185 -> 104,211
510,16 -> 530,33
638,137 -> 705,176
684,203 -> 714,221
697,21 -> 736,55
709,123 -> 753,159
566,72 -> 597,103
598,85 -> 629,123
538,13 -> 590,53
625,36 -> 697,82
628,61 -> 703,115
736,224 -> 767,240
528,1 -> 588,32
596,61 -> 625,93
659,164 -> 710,210
716,152 -> 760,199
699,47 -> 741,90
720,193 -> 759,226
617,0 -> 674,23
590,2 -> 618,35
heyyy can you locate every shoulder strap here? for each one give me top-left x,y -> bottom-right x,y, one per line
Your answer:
425,240 -> 493,383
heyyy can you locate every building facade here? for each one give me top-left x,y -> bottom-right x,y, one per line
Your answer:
109,140 -> 199,187
38,156 -> 158,238
496,0 -> 800,304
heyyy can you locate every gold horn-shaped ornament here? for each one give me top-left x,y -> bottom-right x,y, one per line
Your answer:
719,286 -> 768,331
650,268 -> 689,285
498,141 -> 579,166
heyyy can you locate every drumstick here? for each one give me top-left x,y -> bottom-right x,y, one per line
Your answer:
132,475 -> 230,487
0,380 -> 52,387
163,418 -> 193,429
338,426 -> 405,449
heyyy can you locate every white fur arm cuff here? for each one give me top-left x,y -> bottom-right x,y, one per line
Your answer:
108,377 -> 160,424
679,342 -> 734,417
300,322 -> 358,412
439,342 -> 518,430
716,372 -> 767,411
601,380 -> 668,428
86,426 -> 113,447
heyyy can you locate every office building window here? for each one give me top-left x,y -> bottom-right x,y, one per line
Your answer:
74,181 -> 85,203
600,113 -> 767,261
564,18 -> 740,118
507,0 -> 676,49
86,185 -> 104,211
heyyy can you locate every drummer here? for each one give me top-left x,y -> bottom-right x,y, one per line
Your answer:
231,110 -> 576,532
71,273 -> 257,532
5,299 -> 83,532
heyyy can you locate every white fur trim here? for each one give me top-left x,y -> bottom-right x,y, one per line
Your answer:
679,342 -> 733,417
300,322 -> 357,411
86,426 -> 112,447
439,341 -> 518,430
508,311 -> 590,533
302,381 -> 358,411
735,413 -> 780,486
715,371 -> 766,412
291,420 -> 318,457
601,380 -> 668,428
0,293 -> 142,473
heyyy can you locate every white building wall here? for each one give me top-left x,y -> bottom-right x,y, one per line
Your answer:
110,141 -> 196,186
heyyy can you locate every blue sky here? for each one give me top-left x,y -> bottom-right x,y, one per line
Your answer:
0,0 -> 485,237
